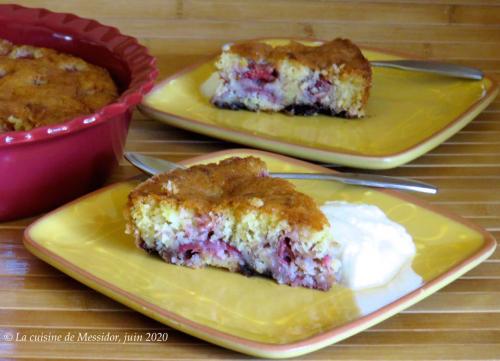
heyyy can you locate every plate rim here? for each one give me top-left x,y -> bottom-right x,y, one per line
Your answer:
139,37 -> 499,169
23,149 -> 497,358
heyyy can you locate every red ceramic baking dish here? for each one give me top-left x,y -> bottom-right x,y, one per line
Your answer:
0,4 -> 157,221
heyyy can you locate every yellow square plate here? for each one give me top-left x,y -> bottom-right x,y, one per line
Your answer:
140,39 -> 498,169
24,149 -> 496,358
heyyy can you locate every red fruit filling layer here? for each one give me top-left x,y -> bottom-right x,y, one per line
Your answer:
308,77 -> 332,100
141,224 -> 336,290
275,236 -> 335,290
242,63 -> 278,83
178,239 -> 242,261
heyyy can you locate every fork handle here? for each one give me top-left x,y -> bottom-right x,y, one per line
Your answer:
371,60 -> 484,80
270,172 -> 438,194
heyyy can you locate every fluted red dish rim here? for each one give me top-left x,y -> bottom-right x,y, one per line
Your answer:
0,3 -> 158,147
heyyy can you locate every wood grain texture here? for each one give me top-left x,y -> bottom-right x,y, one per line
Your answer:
0,0 -> 499,360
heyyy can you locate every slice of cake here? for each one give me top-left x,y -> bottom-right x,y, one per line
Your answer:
211,39 -> 372,118
125,156 -> 341,290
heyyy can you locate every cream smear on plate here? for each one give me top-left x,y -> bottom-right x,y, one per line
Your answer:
320,201 -> 417,291
200,72 -> 220,99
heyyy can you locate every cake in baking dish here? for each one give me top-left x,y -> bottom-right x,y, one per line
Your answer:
211,38 -> 372,118
125,156 -> 341,291
0,38 -> 118,132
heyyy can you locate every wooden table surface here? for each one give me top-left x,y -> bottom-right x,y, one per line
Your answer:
1,0 -> 500,360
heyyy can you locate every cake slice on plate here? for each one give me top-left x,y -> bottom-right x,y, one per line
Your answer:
211,38 -> 372,118
125,156 -> 341,290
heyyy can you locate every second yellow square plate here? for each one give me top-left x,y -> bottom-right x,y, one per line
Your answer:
24,149 -> 496,358
140,39 -> 498,169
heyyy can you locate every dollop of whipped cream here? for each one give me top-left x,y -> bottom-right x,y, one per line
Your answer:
321,201 -> 416,290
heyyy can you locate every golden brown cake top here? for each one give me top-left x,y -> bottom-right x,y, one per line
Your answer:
228,38 -> 371,76
129,156 -> 329,231
0,39 -> 118,132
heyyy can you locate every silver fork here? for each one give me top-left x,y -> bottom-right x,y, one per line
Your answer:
371,60 -> 483,80
124,152 -> 438,195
